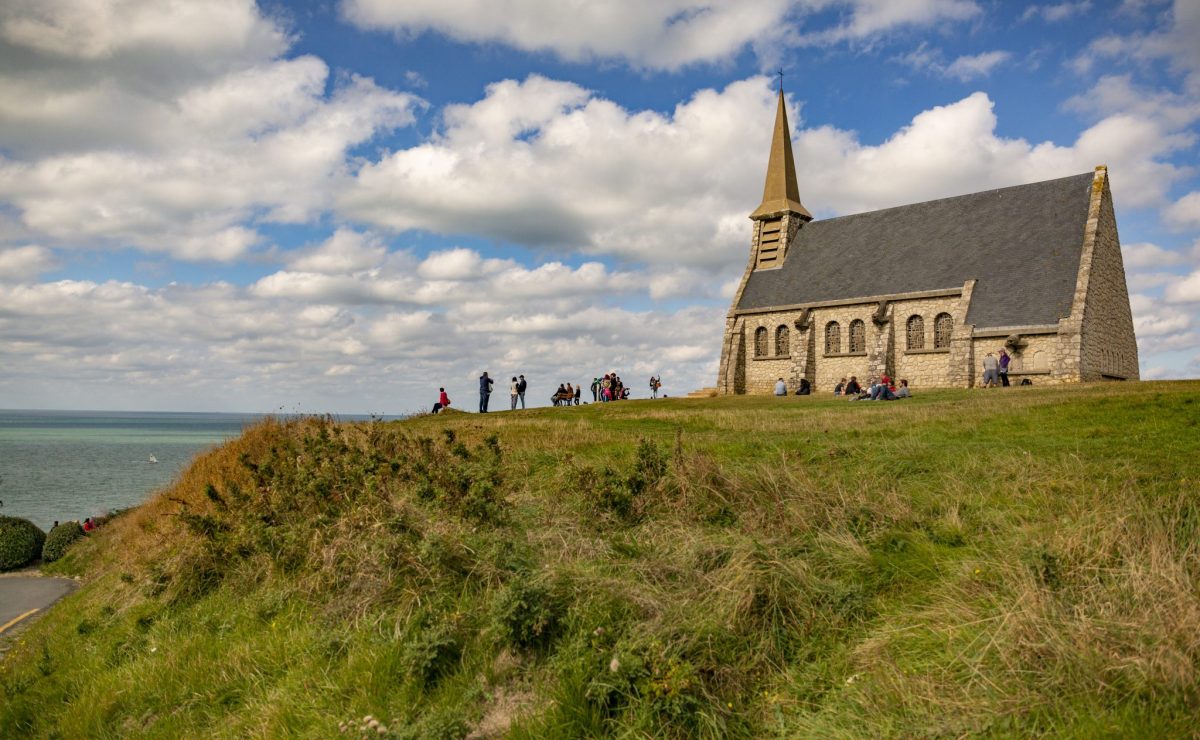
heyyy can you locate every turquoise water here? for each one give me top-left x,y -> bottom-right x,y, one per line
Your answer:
0,410 -> 261,531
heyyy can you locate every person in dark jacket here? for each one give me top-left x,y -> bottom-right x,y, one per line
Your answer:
479,372 -> 494,413
844,376 -> 861,397
517,375 -> 527,409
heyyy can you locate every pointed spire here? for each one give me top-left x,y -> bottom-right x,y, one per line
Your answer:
751,88 -> 812,221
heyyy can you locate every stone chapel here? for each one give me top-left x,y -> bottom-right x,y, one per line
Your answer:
716,89 -> 1139,393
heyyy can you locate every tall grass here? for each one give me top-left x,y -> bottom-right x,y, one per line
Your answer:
2,382 -> 1198,737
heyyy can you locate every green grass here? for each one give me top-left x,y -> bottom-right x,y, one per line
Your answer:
2,381 -> 1199,738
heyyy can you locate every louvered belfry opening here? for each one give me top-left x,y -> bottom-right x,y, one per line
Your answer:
757,218 -> 783,268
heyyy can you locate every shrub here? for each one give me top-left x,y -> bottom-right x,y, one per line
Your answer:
0,516 -> 47,571
41,521 -> 85,563
492,576 -> 560,651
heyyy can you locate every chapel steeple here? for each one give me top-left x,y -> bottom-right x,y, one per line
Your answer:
750,87 -> 812,222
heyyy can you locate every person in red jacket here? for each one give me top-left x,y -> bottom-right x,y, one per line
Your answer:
433,387 -> 451,414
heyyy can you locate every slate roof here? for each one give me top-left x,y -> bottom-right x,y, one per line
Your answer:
736,172 -> 1095,329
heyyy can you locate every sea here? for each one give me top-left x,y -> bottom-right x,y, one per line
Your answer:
0,410 -> 269,531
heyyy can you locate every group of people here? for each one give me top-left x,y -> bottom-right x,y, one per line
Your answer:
774,377 -> 813,396
980,348 -> 1012,388
552,383 -> 581,406
835,375 -> 911,401
592,374 -> 631,402
433,370 -> 660,414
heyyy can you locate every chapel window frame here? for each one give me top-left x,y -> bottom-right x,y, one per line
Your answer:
934,313 -> 953,349
906,315 -> 925,351
824,321 -> 841,354
849,319 -> 866,353
775,325 -> 790,356
754,326 -> 768,358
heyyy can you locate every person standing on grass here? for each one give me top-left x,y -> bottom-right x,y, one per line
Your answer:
517,374 -> 527,409
510,376 -> 520,411
998,348 -> 1011,387
479,371 -> 494,413
591,377 -> 600,402
574,384 -> 581,405
981,353 -> 999,388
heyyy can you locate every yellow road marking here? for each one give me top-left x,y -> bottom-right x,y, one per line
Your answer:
0,608 -> 40,635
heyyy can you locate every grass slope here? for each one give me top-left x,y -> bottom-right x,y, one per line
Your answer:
2,382 -> 1198,738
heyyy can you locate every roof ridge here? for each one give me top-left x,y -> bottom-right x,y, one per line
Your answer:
812,171 -> 1093,224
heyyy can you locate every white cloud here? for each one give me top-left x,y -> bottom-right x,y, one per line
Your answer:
1164,192 -> 1200,230
0,245 -> 57,281
0,0 -> 287,62
0,53 -> 419,260
895,44 -> 1010,81
342,0 -> 982,69
1075,0 -> 1200,77
1063,74 -> 1200,129
289,229 -> 390,274
1122,241 -> 1188,269
1020,2 -> 1092,23
1165,269 -> 1200,303
800,0 -> 981,45
943,50 -> 1011,81
341,77 -> 1190,276
342,0 -> 796,70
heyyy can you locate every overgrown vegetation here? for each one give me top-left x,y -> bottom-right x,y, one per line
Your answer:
2,382 -> 1199,737
0,516 -> 46,571
41,521 -> 84,563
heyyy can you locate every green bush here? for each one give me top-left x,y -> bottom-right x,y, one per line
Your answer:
41,521 -> 85,563
0,516 -> 47,571
492,576 -> 560,651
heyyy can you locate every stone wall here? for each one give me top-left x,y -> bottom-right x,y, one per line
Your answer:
1076,169 -> 1140,380
736,290 -> 979,393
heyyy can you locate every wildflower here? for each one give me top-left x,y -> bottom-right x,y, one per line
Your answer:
609,657 -> 621,673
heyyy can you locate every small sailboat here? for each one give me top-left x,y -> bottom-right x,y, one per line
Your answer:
148,454 -> 158,464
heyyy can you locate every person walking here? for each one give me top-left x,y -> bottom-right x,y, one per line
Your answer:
998,348 -> 1011,387
517,374 -> 527,409
479,371 -> 494,412
510,376 -> 520,411
981,353 -> 999,388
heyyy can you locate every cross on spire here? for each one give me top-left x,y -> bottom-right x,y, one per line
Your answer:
778,68 -> 784,92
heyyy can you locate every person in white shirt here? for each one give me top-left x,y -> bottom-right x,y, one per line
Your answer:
774,377 -> 787,396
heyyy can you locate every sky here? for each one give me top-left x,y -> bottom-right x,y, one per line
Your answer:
0,0 -> 1198,415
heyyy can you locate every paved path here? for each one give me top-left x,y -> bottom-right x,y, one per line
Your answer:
0,575 -> 77,641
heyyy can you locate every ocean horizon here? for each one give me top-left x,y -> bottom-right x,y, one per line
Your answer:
0,409 -> 403,532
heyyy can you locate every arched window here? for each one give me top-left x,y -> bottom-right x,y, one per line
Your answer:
754,326 -> 768,357
775,325 -> 790,356
906,315 -> 925,350
849,319 -> 866,353
824,322 -> 841,354
934,313 -> 953,349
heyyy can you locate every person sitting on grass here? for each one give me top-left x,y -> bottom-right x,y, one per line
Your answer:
844,376 -> 861,397
433,387 -> 451,414
894,379 -> 911,398
774,377 -> 787,396
834,377 -> 846,396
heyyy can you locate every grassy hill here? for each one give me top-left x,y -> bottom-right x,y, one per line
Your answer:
2,382 -> 1198,738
